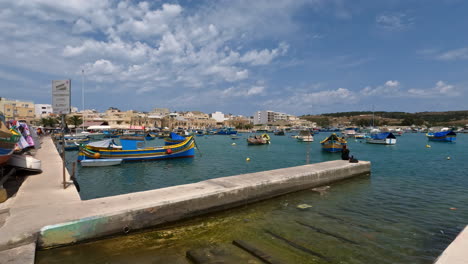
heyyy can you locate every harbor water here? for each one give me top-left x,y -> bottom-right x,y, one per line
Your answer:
37,133 -> 468,263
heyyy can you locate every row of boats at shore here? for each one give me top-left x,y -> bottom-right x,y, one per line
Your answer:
49,126 -> 459,167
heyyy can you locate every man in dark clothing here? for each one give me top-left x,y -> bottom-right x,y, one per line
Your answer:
341,145 -> 350,160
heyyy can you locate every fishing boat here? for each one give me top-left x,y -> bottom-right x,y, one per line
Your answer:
247,134 -> 270,145
145,133 -> 156,140
342,128 -> 357,138
0,121 -> 20,166
366,132 -> 396,145
426,131 -> 456,142
355,133 -> 366,139
63,136 -> 90,151
297,130 -> 314,142
320,133 -> 347,152
274,130 -> 285,136
80,159 -> 123,167
164,132 -> 186,145
217,127 -> 238,135
78,136 -> 195,162
7,154 -> 42,172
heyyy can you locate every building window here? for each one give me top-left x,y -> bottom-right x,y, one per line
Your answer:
42,107 -> 46,109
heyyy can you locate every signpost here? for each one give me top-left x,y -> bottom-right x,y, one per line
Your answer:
52,80 -> 71,189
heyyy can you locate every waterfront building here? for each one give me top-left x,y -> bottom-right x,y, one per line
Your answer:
253,110 -> 299,125
35,104 -> 53,118
210,111 -> 227,123
0,97 -> 35,122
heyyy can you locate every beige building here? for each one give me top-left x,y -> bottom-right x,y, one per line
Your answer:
0,97 -> 35,122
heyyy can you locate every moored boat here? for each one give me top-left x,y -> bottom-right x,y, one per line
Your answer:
80,159 -> 123,167
366,132 -> 396,145
297,130 -> 314,142
426,131 -> 456,142
217,127 -> 238,135
7,154 -> 42,172
0,121 -> 20,166
164,132 -> 186,145
78,136 -> 195,162
321,133 -> 347,152
274,130 -> 285,136
247,134 -> 270,145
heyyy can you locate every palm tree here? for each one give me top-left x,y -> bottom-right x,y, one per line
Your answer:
67,115 -> 83,128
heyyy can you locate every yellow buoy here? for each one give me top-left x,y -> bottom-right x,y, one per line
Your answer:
426,145 -> 431,148
246,157 -> 251,162
232,143 -> 236,146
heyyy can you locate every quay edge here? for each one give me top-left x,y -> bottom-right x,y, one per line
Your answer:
37,160 -> 370,249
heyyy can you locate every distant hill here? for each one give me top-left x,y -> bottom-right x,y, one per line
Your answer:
301,111 -> 468,127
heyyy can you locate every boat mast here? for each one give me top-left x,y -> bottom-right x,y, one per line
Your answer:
372,105 -> 375,128
81,69 -> 85,132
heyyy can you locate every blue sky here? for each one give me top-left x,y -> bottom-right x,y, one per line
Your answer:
0,0 -> 467,116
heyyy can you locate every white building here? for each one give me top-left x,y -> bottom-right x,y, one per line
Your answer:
210,111 -> 227,123
34,104 -> 53,117
253,110 -> 297,125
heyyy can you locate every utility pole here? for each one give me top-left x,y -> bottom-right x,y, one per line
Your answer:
81,69 -> 85,132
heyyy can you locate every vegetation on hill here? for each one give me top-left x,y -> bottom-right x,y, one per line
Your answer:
301,111 -> 468,127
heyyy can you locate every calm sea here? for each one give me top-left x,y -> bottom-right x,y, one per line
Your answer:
38,133 -> 468,263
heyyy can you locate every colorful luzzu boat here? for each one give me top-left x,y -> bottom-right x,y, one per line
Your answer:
164,132 -> 186,145
426,131 -> 456,142
78,135 -> 195,162
0,122 -> 21,166
320,133 -> 347,152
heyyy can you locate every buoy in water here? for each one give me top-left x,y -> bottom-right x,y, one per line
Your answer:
447,157 -> 451,160
232,143 -> 236,146
246,157 -> 250,162
426,145 -> 431,148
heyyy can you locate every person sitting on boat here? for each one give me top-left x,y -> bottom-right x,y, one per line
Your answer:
341,145 -> 350,160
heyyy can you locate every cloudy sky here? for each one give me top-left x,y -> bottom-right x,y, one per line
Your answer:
1,0 -> 467,116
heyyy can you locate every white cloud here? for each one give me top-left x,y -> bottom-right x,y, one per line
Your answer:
263,87 -> 357,113
408,81 -> 459,97
221,85 -> 265,97
72,18 -> 93,34
360,80 -> 401,96
240,42 -> 289,65
376,13 -> 413,31
436,47 -> 468,61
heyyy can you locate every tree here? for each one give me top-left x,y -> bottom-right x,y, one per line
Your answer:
40,117 -> 58,127
67,115 -> 83,127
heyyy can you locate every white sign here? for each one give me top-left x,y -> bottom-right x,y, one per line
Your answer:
52,80 -> 71,114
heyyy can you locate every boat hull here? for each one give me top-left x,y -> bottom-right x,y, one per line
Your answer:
78,137 -> 195,162
297,137 -> 314,142
366,138 -> 396,145
81,159 -> 122,167
321,142 -> 344,152
7,154 -> 42,172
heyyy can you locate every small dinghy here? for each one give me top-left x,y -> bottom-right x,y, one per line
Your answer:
80,159 -> 123,167
7,154 -> 42,172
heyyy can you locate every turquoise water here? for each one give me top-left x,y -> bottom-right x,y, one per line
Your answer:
45,133 -> 468,263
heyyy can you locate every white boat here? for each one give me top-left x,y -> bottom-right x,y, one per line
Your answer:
7,154 -> 42,172
297,130 -> 314,142
366,132 -> 396,145
80,159 -> 123,167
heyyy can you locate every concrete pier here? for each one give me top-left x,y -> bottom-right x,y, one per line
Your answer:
0,137 -> 370,261
435,226 -> 468,264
